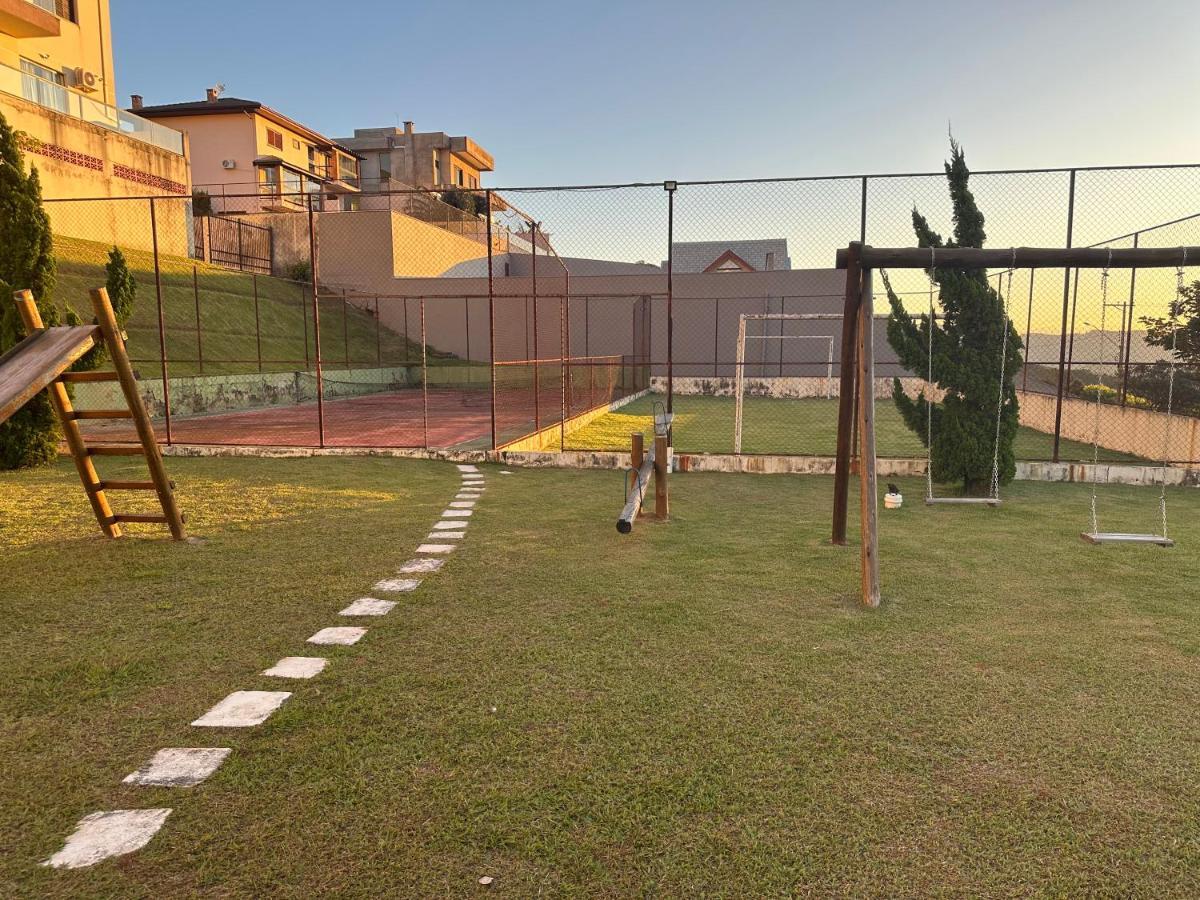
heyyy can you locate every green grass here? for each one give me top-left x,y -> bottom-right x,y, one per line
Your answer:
568,393 -> 1144,463
53,236 -> 423,377
3,455 -> 1199,896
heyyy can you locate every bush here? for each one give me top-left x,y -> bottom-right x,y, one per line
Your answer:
1077,383 -> 1153,409
0,112 -> 63,469
75,247 -> 136,371
285,260 -> 312,284
192,189 -> 214,217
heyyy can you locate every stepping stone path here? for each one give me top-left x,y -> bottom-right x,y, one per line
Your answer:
263,657 -> 327,679
43,809 -> 173,869
43,462 -> 491,869
192,691 -> 292,728
340,597 -> 397,616
123,748 -> 231,787
308,626 -> 367,646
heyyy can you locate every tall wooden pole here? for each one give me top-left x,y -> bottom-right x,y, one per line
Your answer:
832,242 -> 863,544
856,266 -> 881,608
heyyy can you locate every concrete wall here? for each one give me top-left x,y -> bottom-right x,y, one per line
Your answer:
1018,389 -> 1200,464
2,93 -> 191,255
316,209 -> 490,283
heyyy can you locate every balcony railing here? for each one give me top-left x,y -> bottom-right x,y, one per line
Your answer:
0,60 -> 184,156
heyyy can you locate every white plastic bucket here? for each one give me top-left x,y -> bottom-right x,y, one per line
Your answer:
884,492 -> 903,509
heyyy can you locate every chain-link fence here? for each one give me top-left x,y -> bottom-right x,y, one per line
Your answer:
38,164 -> 1200,465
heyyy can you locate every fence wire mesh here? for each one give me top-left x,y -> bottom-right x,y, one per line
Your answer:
36,165 -> 1200,465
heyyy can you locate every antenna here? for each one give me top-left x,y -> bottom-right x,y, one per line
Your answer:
213,82 -> 226,99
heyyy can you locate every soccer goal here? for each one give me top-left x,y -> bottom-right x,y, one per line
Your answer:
733,313 -> 839,454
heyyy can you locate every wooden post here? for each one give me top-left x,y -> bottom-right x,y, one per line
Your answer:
630,431 -> 644,511
13,291 -> 119,538
90,288 -> 187,541
832,242 -> 863,544
856,267 -> 881,608
617,437 -> 654,534
654,433 -> 669,521
733,313 -> 747,453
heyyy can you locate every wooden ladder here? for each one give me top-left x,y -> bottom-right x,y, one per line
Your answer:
14,288 -> 186,541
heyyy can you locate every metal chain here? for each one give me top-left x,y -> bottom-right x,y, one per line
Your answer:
1088,250 -> 1113,536
926,247 -> 936,501
1159,248 -> 1186,539
990,251 -> 1015,501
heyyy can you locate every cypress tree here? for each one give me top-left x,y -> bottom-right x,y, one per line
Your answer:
884,140 -> 1023,494
75,247 -> 136,371
0,112 -> 62,470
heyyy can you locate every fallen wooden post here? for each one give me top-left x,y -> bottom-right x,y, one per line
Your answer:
617,432 -> 659,534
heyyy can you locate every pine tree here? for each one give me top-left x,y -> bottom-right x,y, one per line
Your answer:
884,140 -> 1024,494
0,112 -> 62,470
75,247 -> 136,371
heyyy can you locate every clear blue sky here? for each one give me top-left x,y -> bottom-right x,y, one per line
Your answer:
114,0 -> 1198,186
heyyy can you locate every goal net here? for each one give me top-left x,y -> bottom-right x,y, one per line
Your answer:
733,313 -> 837,454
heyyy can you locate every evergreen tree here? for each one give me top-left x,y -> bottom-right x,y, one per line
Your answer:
884,140 -> 1024,494
75,247 -> 136,371
1141,278 -> 1200,364
0,112 -> 62,470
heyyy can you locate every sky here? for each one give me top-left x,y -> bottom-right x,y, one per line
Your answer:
113,0 -> 1200,187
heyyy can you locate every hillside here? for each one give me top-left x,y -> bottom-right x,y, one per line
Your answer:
51,236 -> 425,378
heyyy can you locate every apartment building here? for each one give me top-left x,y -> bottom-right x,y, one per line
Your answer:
337,121 -> 494,193
0,0 -> 190,248
133,90 -> 362,213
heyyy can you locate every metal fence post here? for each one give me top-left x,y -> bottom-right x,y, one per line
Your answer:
1022,269 -> 1034,391
342,288 -> 351,369
308,195 -> 325,447
1120,231 -> 1140,405
375,296 -> 382,367
421,297 -> 429,450
532,221 -> 541,432
252,273 -> 263,373
149,198 -> 172,445
1052,169 -> 1077,462
192,265 -> 203,375
665,181 -> 676,419
486,189 -> 498,451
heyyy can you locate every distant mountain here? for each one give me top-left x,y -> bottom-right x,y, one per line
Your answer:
1023,330 -> 1171,372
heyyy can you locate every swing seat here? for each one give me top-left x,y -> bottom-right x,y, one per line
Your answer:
1080,532 -> 1174,547
926,497 -> 1002,507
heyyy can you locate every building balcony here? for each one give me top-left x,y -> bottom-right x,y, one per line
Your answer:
449,136 -> 494,172
0,0 -> 61,37
0,60 -> 185,155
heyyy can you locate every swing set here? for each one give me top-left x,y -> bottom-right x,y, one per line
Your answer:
833,243 -> 1196,607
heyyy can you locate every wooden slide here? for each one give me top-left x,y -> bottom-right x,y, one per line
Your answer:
0,289 -> 186,540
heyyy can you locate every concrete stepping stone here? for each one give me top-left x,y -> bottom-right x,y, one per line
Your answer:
43,809 -> 172,869
416,544 -> 456,554
428,531 -> 465,541
433,520 -> 468,530
308,626 -> 366,646
340,597 -> 397,616
399,557 -> 444,574
263,657 -> 327,679
500,470 -> 514,475
441,509 -> 472,518
123,748 -> 231,787
449,501 -> 476,508
192,691 -> 291,727
457,465 -> 479,473
454,494 -> 479,501
374,577 -> 421,592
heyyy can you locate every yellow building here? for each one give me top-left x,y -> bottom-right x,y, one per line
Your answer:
134,91 -> 362,214
0,0 -> 191,252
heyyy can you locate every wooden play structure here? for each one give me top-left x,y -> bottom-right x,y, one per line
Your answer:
616,430 -> 669,534
834,242 -> 1199,607
0,288 -> 185,540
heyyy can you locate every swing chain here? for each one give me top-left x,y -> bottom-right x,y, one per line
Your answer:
926,246 -> 936,501
1088,250 -> 1114,536
990,250 -> 1016,501
1160,247 -> 1187,539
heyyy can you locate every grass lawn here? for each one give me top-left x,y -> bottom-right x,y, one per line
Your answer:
3,456 -> 1199,896
567,392 -> 1145,463
54,236 -> 423,377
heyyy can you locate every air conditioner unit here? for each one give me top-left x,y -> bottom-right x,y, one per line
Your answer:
72,68 -> 99,93
221,159 -> 237,170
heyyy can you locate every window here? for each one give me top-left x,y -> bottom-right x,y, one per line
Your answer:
19,59 -> 69,113
54,1 -> 76,22
377,151 -> 391,181
433,153 -> 441,185
266,128 -> 283,150
456,167 -> 464,187
292,139 -> 301,150
469,175 -> 478,189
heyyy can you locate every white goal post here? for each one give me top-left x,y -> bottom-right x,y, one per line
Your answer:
733,313 -> 841,454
